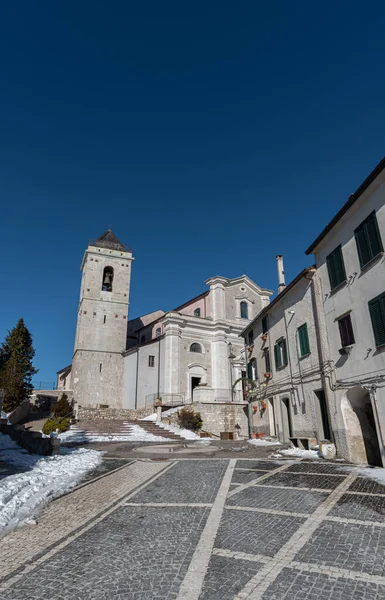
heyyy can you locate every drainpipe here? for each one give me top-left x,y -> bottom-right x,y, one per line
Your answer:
134,347 -> 139,409
276,255 -> 286,294
283,309 -> 296,409
157,337 -> 161,399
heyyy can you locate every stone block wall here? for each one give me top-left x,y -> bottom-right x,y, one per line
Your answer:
77,405 -> 154,421
165,402 -> 249,439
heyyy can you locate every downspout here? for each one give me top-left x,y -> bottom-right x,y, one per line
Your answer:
134,347 -> 139,409
157,336 -> 161,399
283,309 -> 296,407
244,336 -> 252,439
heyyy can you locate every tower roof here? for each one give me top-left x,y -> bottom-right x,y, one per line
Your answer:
92,230 -> 126,251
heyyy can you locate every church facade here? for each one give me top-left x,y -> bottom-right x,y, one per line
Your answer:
62,230 -> 273,411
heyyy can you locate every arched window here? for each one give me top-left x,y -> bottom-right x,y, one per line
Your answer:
102,266 -> 114,292
194,308 -> 201,317
240,301 -> 248,319
190,343 -> 202,353
155,327 -> 161,337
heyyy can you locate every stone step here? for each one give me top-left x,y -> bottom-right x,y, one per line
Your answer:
75,418 -> 185,440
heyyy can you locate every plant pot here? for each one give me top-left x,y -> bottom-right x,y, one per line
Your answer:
251,432 -> 257,439
256,433 -> 264,439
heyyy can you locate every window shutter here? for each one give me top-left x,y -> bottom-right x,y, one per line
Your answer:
369,296 -> 385,347
264,349 -> 271,372
355,224 -> 371,268
274,344 -> 281,369
327,246 -> 346,290
298,324 -> 310,356
247,362 -> 253,380
282,340 -> 288,366
366,213 -> 384,259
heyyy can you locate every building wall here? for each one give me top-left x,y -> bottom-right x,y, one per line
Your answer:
123,338 -> 164,409
312,171 -> 385,463
244,275 -> 328,443
72,244 -> 133,408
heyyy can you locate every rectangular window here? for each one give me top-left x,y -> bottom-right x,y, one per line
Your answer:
262,315 -> 269,333
326,245 -> 347,291
355,211 -> 384,268
248,330 -> 254,345
264,348 -> 271,373
369,291 -> 385,347
274,338 -> 288,369
338,314 -> 355,347
298,324 -> 310,357
148,355 -> 155,367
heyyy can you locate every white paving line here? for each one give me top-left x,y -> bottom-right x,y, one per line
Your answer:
0,461 -> 176,592
234,468 -> 272,472
232,471 -> 358,600
212,548 -> 270,564
225,506 -> 310,518
124,502 -> 213,508
251,483 -> 332,493
176,459 -> 236,600
325,515 -> 385,528
290,560 -> 385,585
345,490 -> 385,497
227,462 -> 295,498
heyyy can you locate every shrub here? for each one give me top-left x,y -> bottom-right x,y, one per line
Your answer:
54,393 -> 73,418
178,408 -> 203,431
42,417 -> 70,435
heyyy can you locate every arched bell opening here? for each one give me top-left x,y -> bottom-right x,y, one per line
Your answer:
102,266 -> 114,292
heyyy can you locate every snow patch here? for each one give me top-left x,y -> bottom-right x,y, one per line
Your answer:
157,422 -> 200,440
0,433 -> 101,535
340,465 -> 385,487
59,424 -> 172,443
141,413 -> 158,422
248,438 -> 282,447
277,448 -> 320,459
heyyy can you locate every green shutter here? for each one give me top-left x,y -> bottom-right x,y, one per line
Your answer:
366,212 -> 384,259
355,212 -> 384,268
298,324 -> 310,356
274,343 -> 281,369
326,246 -> 346,290
369,295 -> 385,347
282,340 -> 288,366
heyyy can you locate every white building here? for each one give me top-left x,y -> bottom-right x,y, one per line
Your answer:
123,275 -> 272,410
240,259 -> 332,447
306,157 -> 385,466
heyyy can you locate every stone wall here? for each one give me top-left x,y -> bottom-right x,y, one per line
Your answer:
77,405 -> 154,421
8,399 -> 31,425
163,402 -> 249,439
0,423 -> 60,456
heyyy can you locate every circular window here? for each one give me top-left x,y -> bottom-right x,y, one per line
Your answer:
240,286 -> 246,292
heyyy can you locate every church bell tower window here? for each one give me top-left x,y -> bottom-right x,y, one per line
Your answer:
102,266 -> 114,292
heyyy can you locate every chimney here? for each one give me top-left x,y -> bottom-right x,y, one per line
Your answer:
276,255 -> 286,293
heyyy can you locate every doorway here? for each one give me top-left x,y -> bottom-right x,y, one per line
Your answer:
342,386 -> 383,466
280,397 -> 293,443
268,397 -> 276,436
314,390 -> 331,441
191,377 -> 201,401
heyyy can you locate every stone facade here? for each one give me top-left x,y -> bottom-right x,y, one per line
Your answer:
71,231 -> 134,409
77,405 -> 153,421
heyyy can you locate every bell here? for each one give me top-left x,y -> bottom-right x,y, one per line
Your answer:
103,272 -> 112,285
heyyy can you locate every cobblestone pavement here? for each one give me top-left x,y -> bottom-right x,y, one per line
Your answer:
2,456 -> 385,599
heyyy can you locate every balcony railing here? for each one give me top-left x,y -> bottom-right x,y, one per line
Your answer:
145,393 -> 187,407
33,382 -> 57,391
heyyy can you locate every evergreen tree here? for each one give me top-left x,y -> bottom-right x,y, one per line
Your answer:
0,319 -> 38,412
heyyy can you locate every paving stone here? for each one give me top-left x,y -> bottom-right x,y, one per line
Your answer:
262,567 -> 385,600
236,460 -> 287,471
3,506 -> 210,600
231,470 -> 268,484
131,460 -> 228,503
286,461 -> 349,475
329,493 -> 385,521
348,477 -> 385,495
198,555 -> 262,600
78,458 -> 132,484
226,485 -> 328,514
215,509 -> 305,557
295,520 -> 385,577
261,471 -> 345,489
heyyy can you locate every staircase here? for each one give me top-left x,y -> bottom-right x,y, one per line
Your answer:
74,418 -> 185,441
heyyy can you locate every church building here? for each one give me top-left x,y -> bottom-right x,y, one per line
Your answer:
61,231 -> 273,411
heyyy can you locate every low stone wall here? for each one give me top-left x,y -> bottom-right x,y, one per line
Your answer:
166,402 -> 249,439
77,405 -> 154,421
0,423 -> 60,456
8,399 -> 31,425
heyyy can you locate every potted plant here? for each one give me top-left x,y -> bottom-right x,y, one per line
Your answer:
264,372 -> 271,379
261,334 -> 268,341
155,397 -> 162,406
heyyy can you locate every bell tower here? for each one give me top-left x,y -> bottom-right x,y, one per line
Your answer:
72,231 -> 134,408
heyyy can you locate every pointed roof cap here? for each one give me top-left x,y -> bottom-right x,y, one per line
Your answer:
92,230 -> 126,251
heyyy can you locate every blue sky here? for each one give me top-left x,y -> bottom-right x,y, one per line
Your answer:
1,1 -> 385,383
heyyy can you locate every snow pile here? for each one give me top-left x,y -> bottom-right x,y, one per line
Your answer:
141,413 -> 157,422
0,434 -> 101,535
157,422 -> 200,440
340,465 -> 385,487
248,438 -> 282,447
59,424 -> 172,443
273,447 -> 320,459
